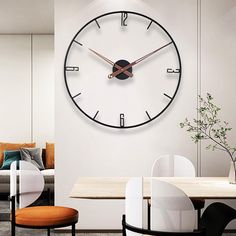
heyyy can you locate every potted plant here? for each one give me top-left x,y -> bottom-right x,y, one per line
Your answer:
180,93 -> 236,184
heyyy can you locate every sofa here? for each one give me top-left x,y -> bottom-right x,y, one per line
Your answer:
0,146 -> 54,197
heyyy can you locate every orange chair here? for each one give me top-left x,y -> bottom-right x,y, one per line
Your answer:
10,161 -> 78,236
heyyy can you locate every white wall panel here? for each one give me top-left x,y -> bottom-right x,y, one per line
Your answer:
0,35 -> 31,142
32,35 -> 54,147
201,0 -> 236,177
200,0 -> 236,229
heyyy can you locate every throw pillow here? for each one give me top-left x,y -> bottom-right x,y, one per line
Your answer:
0,142 -> 36,167
45,142 -> 54,169
20,147 -> 45,170
0,150 -> 21,170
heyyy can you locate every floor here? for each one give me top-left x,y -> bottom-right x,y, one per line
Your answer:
0,200 -> 233,235
0,222 -> 121,236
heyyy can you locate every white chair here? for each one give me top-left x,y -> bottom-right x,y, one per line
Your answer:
125,177 -> 143,236
151,154 -> 195,177
122,178 -> 204,236
10,160 -> 78,236
151,155 -> 205,229
151,179 -> 195,232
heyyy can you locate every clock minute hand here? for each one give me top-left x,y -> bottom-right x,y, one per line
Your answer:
108,41 -> 173,79
89,48 -> 133,77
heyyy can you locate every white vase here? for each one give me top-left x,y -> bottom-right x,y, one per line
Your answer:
229,161 -> 236,184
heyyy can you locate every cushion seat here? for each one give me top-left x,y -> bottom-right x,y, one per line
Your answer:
15,206 -> 78,227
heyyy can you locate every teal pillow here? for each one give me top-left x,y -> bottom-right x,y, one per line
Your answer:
0,150 -> 21,170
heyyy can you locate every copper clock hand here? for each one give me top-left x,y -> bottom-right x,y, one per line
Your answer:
108,42 -> 172,79
89,48 -> 133,77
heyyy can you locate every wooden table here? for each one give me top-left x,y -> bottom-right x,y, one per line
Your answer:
70,177 -> 236,200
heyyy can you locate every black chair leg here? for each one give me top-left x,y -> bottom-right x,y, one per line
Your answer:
11,222 -> 15,236
47,228 -> 50,236
147,202 -> 151,230
122,215 -> 127,236
197,209 -> 201,230
201,202 -> 236,236
72,223 -> 76,236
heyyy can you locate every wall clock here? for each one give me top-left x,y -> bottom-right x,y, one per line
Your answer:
64,11 -> 181,129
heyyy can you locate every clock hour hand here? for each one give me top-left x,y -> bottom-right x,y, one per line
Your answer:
89,48 -> 133,77
108,42 -> 172,79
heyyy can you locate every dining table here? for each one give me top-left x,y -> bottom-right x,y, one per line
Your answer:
70,176 -> 236,199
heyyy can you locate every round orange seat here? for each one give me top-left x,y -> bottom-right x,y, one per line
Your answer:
15,206 -> 78,227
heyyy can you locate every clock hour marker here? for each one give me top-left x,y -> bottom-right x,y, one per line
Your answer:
164,93 -> 172,99
167,68 -> 180,73
66,66 -> 79,71
121,12 -> 128,26
120,113 -> 125,127
72,93 -> 81,99
93,110 -> 99,120
74,40 -> 83,46
95,19 -> 100,29
146,111 -> 151,120
147,20 -> 153,30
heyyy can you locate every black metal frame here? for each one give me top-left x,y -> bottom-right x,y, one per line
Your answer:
10,196 -> 77,236
122,215 -> 205,236
64,10 -> 182,129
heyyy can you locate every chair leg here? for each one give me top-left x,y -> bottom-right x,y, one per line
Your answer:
11,222 -> 15,236
147,202 -> 151,230
47,228 -> 50,236
122,215 -> 127,236
197,209 -> 201,230
72,223 -> 76,236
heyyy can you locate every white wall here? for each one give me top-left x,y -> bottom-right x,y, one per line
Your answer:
55,0 -> 198,229
0,35 -> 54,147
32,35 -> 54,146
0,35 -> 31,142
201,0 -> 236,177
55,0 -> 236,230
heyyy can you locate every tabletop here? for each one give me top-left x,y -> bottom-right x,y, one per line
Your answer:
70,177 -> 236,200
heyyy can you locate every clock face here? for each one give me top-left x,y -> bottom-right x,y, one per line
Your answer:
64,11 -> 181,129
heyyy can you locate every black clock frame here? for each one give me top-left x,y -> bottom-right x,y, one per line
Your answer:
64,10 -> 182,129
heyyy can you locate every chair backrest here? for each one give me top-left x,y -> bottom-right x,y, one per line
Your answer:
151,155 -> 195,177
151,179 -> 195,232
125,177 -> 143,236
10,160 -> 44,209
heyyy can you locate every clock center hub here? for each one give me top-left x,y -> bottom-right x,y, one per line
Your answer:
112,59 -> 132,80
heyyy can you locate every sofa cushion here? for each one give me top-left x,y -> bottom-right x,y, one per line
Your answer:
20,147 -> 45,170
0,142 -> 36,167
45,143 -> 54,169
0,150 -> 21,170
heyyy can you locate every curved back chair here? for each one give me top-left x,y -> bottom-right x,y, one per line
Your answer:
123,178 -> 204,236
151,155 -> 195,177
151,179 -> 195,232
125,177 -> 143,236
10,160 -> 78,236
151,155 -> 205,229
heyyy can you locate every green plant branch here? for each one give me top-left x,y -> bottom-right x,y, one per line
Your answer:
199,126 -> 234,161
180,93 -> 236,163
